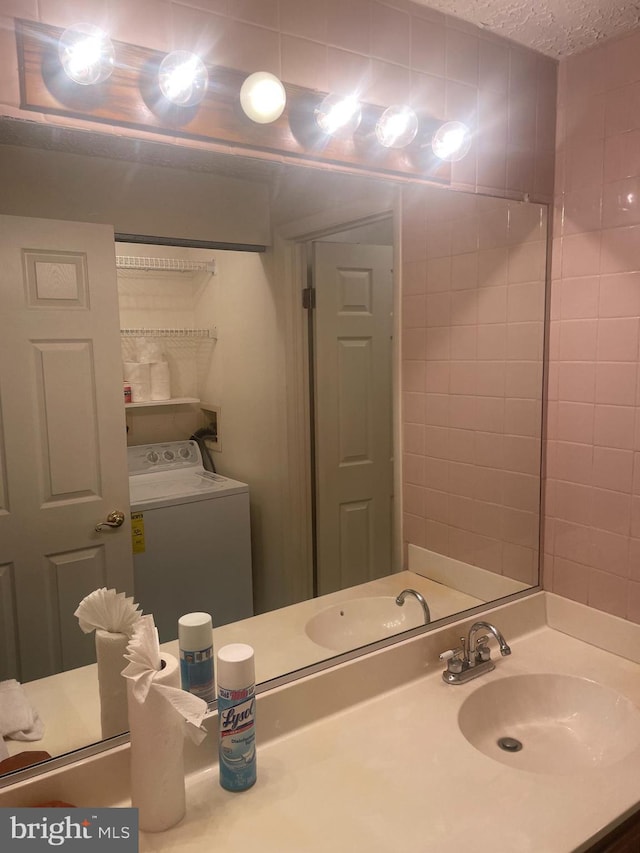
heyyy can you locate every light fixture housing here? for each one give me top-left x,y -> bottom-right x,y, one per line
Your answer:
158,51 -> 208,107
315,93 -> 362,137
240,72 -> 286,124
58,23 -> 115,85
375,105 -> 419,149
431,121 -> 473,162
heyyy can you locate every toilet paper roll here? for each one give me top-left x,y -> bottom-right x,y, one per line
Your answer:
136,339 -> 165,363
123,363 -> 152,402
95,629 -> 129,740
130,382 -> 151,403
123,362 -> 150,383
150,361 -> 171,401
127,653 -> 186,832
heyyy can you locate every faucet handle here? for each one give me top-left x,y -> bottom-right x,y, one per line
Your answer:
474,635 -> 492,662
440,636 -> 465,660
439,648 -> 458,661
439,646 -> 465,673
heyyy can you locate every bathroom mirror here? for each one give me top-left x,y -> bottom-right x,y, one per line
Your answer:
0,119 -> 546,778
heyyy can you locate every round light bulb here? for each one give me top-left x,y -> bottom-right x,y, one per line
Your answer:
315,93 -> 362,136
375,105 -> 419,149
58,23 -> 114,85
431,121 -> 473,162
158,51 -> 208,107
240,72 -> 286,124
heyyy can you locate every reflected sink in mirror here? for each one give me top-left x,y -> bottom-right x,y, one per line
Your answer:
458,674 -> 640,774
305,596 -> 426,652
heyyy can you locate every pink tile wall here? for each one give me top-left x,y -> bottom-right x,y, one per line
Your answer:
402,184 -> 546,585
0,0 -> 556,201
547,25 -> 640,621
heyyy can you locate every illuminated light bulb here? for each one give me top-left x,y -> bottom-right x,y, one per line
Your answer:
431,121 -> 473,162
158,51 -> 208,106
58,23 -> 115,85
315,93 -> 362,136
240,72 -> 286,124
375,105 -> 419,149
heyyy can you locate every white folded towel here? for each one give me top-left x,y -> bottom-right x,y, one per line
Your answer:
0,680 -> 44,759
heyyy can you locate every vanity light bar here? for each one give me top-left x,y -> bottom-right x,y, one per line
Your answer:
115,256 -> 216,274
55,22 -> 469,153
16,20 -> 467,179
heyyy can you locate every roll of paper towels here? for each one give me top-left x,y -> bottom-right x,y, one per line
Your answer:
95,629 -> 129,740
150,361 -> 171,401
136,339 -> 165,363
127,653 -> 186,832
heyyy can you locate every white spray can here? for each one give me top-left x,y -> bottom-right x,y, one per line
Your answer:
217,643 -> 256,791
178,612 -> 215,705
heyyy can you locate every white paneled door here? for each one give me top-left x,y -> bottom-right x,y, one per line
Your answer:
313,242 -> 393,596
0,216 -> 133,682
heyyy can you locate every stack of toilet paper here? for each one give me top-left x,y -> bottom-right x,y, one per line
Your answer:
123,339 -> 171,403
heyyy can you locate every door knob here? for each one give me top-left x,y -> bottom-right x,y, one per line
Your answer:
95,510 -> 126,532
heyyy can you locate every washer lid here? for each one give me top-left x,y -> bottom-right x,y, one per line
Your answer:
130,470 -> 248,510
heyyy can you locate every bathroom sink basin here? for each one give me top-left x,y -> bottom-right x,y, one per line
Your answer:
305,596 -> 425,652
458,674 -> 640,774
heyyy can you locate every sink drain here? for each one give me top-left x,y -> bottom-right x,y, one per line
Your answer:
497,736 -> 523,752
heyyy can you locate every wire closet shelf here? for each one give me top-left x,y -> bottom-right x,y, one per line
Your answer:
115,255 -> 216,274
120,328 -> 216,338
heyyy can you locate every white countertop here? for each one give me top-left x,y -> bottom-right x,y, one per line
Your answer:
131,618 -> 640,853
5,592 -> 639,852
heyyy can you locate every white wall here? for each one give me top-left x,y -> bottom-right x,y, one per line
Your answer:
0,145 -> 271,246
195,249 -> 296,612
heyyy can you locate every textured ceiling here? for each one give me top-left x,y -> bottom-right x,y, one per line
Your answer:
417,0 -> 640,58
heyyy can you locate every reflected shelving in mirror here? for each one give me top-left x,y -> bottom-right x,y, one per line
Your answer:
125,397 -> 200,408
120,328 -> 217,339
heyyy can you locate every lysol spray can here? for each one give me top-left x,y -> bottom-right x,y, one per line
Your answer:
178,612 -> 215,705
217,643 -> 256,791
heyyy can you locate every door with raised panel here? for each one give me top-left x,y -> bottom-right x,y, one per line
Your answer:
0,215 -> 133,682
313,242 -> 393,596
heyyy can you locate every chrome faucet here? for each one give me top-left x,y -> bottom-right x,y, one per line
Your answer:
439,621 -> 511,684
395,589 -> 430,624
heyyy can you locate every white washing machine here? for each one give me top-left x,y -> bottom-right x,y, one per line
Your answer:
128,440 -> 253,643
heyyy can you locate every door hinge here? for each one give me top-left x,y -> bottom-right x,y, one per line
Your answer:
302,287 -> 316,310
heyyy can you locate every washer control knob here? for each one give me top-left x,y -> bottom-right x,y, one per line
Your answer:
179,446 -> 191,459
163,449 -> 175,461
146,450 -> 160,463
